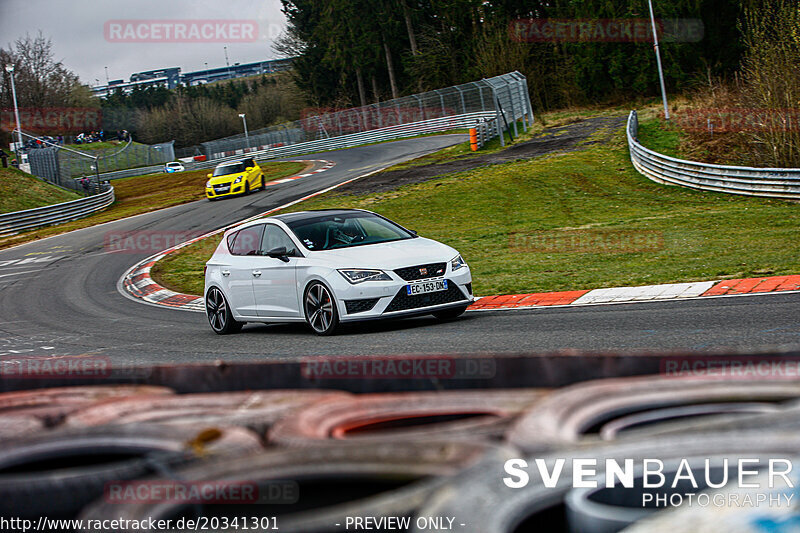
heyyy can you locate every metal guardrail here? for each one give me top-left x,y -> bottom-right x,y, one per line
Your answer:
97,72 -> 532,181
248,111 -> 497,159
99,111 -> 503,180
200,71 -> 533,159
97,165 -> 169,181
628,110 -> 800,199
0,187 -> 115,237
475,118 -> 501,149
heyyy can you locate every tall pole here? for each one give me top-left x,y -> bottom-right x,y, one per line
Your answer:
224,46 -> 231,79
5,65 -> 23,153
239,113 -> 250,151
648,0 -> 670,120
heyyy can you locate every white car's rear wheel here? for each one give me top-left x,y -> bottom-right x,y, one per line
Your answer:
206,287 -> 243,335
304,282 -> 339,335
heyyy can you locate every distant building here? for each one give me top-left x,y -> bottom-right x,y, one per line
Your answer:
92,59 -> 293,98
131,67 -> 181,88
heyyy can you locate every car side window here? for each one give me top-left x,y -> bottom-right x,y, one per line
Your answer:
230,225 -> 264,256
261,225 -> 299,257
245,158 -> 255,168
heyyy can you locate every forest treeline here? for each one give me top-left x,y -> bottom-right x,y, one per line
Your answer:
101,75 -> 306,149
2,1 -> 798,164
278,0 -> 761,109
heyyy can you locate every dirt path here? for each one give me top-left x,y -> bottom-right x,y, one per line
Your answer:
335,115 -> 626,195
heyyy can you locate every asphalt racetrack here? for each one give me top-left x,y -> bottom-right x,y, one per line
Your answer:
1,135 -> 799,366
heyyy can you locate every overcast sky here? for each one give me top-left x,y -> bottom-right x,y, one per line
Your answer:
0,0 -> 288,85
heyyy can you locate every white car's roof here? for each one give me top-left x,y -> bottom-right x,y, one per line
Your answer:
225,209 -> 374,236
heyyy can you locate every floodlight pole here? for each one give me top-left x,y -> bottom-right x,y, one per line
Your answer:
239,113 -> 250,151
5,64 -> 24,151
648,0 -> 670,120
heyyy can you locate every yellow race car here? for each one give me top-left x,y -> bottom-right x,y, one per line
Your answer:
205,158 -> 265,199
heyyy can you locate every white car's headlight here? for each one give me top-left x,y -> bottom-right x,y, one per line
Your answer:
451,254 -> 467,271
233,176 -> 243,184
338,269 -> 392,284
205,180 -> 212,188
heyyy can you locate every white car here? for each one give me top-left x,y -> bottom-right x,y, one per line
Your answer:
204,209 -> 473,335
164,161 -> 185,173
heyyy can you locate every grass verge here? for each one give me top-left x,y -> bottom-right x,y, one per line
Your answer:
0,161 -> 306,250
151,235 -> 222,296
153,112 -> 800,297
0,168 -> 81,214
63,141 -> 140,152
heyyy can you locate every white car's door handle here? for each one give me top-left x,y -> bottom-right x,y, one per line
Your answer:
221,270 -> 231,277
252,270 -> 262,277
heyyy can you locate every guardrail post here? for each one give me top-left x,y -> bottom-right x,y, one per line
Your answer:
412,95 -> 424,121
491,86 -> 505,147
455,86 -> 467,115
434,89 -> 446,118
505,81 -> 519,138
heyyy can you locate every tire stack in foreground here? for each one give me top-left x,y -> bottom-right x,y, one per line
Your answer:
0,377 -> 799,532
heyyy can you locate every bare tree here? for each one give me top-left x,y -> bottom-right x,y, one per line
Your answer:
272,29 -> 307,59
1,32 -> 88,109
740,0 -> 800,167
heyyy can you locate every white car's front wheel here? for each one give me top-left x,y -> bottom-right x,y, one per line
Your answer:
304,282 -> 339,336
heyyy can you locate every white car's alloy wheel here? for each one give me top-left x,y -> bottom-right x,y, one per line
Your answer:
304,282 -> 339,335
206,287 -> 243,335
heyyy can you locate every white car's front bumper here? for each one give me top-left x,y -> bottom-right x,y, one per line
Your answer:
330,265 -> 474,322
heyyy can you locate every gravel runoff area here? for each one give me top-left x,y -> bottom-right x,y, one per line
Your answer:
332,115 -> 627,195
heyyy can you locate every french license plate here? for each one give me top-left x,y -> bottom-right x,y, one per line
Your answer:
407,279 -> 447,296
215,186 -> 230,193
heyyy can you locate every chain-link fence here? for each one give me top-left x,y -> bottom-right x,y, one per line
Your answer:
200,71 -> 533,160
22,73 -> 532,185
21,129 -> 173,193
60,140 -> 174,179
27,146 -> 78,191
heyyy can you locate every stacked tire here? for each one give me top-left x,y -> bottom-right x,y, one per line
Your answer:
3,375 -> 800,532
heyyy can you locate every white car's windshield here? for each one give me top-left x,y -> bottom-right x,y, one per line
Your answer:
287,213 -> 414,250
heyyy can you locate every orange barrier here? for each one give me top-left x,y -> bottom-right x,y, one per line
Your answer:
469,127 -> 478,151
